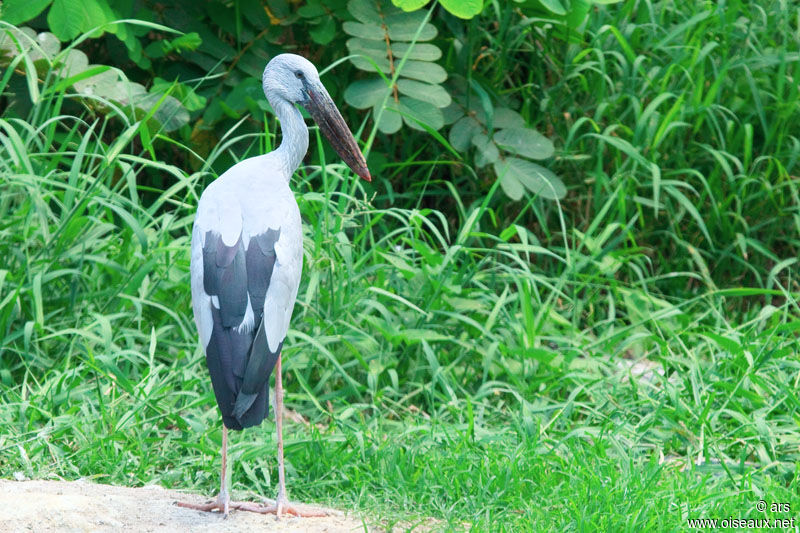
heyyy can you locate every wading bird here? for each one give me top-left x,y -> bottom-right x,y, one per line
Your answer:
178,54 -> 370,518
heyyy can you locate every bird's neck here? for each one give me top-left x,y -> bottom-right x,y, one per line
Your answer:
271,98 -> 309,180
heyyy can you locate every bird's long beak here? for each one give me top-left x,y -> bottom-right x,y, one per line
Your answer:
304,86 -> 371,182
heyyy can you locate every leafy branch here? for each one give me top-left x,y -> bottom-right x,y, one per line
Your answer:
343,0 -> 449,134
447,90 -> 565,200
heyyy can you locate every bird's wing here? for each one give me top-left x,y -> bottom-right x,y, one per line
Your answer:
190,184 -> 298,429
261,208 -> 303,353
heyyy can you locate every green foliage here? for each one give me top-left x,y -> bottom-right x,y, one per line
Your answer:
297,1 -> 349,45
438,0 -> 483,19
448,99 -> 565,199
46,0 -> 107,41
392,0 -> 483,19
143,32 -> 202,58
344,0 -> 448,134
0,0 -> 566,202
0,23 -> 191,132
2,0 -> 133,42
0,0 -> 53,25
341,0 -> 564,200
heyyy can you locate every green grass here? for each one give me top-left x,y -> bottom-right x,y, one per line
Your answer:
1,0 -> 800,531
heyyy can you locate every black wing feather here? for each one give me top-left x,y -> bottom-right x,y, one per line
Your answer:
246,228 -> 280,317
202,229 -> 282,431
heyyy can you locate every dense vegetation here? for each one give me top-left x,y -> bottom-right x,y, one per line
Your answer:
1,0 -> 798,530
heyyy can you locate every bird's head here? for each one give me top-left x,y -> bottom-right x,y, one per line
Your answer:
262,54 -> 320,106
263,54 -> 371,182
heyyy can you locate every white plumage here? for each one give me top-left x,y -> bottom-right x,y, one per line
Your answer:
191,153 -> 302,354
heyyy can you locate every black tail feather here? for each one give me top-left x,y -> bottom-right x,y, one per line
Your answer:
206,311 -> 281,431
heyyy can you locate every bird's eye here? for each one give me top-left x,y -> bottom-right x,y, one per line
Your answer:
295,71 -> 304,79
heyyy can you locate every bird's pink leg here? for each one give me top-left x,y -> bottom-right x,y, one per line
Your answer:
219,425 -> 230,515
176,424 -> 231,516
177,357 -> 334,518
239,353 -> 332,519
260,353 -> 330,518
275,352 -> 289,517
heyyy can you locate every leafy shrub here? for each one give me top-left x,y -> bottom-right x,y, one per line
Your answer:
0,22 -> 195,132
1,0 -> 574,201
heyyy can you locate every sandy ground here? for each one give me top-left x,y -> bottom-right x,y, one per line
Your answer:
0,479 -> 371,532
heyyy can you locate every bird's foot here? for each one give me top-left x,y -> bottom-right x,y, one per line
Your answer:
177,495 -> 338,519
235,496 -> 339,518
176,490 -> 230,517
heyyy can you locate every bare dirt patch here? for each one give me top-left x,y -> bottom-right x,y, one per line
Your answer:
0,479 -> 370,532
